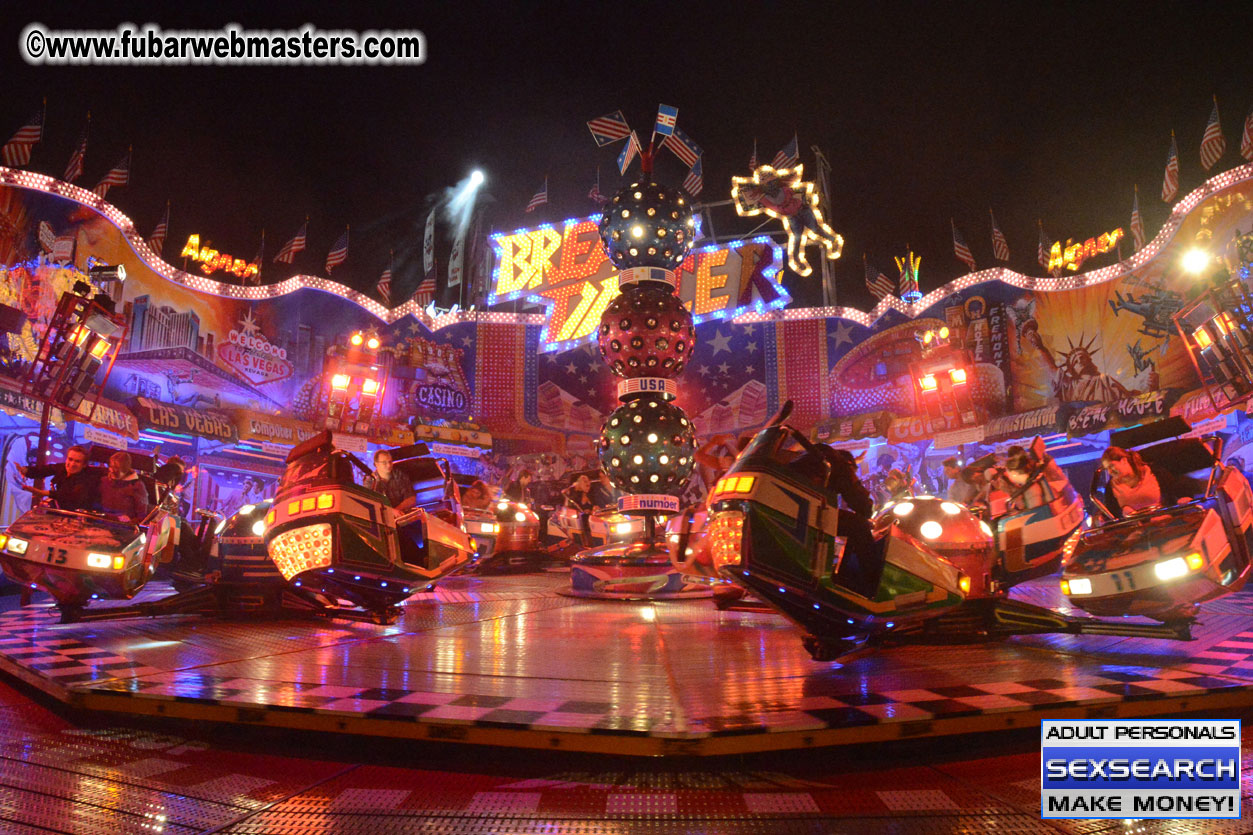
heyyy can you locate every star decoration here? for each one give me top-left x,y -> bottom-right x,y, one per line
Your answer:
408,322 -> 422,334
238,309 -> 261,337
565,362 -> 577,374
745,365 -> 755,375
461,335 -> 473,347
717,362 -> 730,375
746,341 -> 758,354
578,374 -> 588,383
698,364 -> 710,376
830,320 -> 856,350
708,330 -> 732,355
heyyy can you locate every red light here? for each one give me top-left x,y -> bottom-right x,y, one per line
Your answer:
361,378 -> 379,396
331,373 -> 350,390
366,337 -> 380,350
949,368 -> 968,385
350,333 -> 363,346
919,374 -> 938,392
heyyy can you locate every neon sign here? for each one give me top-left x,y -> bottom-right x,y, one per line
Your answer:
180,234 -> 260,281
1047,228 -> 1124,273
489,215 -> 788,352
730,164 -> 843,276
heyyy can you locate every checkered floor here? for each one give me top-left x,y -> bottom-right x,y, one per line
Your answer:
0,573 -> 1251,750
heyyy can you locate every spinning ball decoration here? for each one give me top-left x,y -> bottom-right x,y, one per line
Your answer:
597,283 -> 695,377
593,177 -> 699,508
599,397 -> 696,493
598,181 -> 696,270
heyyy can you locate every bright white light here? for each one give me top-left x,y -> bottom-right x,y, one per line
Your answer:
892,502 -> 914,517
1068,577 -> 1092,595
469,169 -> 485,187
978,520 -> 993,537
240,504 -> 255,515
251,519 -> 267,537
919,521 -> 943,540
1154,557 -> 1188,581
497,502 -> 509,511
940,502 -> 961,515
1182,248 -> 1210,274
514,512 -> 527,522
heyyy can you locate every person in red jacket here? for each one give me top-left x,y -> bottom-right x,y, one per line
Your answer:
100,452 -> 151,522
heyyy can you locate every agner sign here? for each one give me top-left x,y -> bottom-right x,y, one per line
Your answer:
1047,228 -> 1124,273
180,234 -> 260,281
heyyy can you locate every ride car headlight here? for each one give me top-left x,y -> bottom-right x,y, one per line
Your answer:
1064,577 -> 1092,595
239,504 -> 255,515
497,502 -> 509,511
614,522 -> 633,535
251,519 -> 267,537
1154,556 -> 1189,581
892,502 -> 914,517
1186,552 -> 1205,571
6,537 -> 28,555
958,573 -> 971,594
919,520 -> 943,540
86,553 -> 112,569
515,512 -> 527,523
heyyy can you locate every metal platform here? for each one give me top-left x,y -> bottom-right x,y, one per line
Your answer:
0,573 -> 1251,757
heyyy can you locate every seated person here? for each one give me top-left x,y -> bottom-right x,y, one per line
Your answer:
1099,446 -> 1167,517
362,450 -> 416,513
18,445 -> 103,511
562,473 -> 596,546
460,478 -> 493,511
942,457 -> 980,505
503,469 -> 534,504
100,452 -> 151,522
877,468 -> 912,506
1002,447 -> 1045,511
590,470 -> 620,509
820,446 -> 880,598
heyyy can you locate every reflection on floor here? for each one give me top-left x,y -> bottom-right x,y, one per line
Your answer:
0,572 -> 1250,759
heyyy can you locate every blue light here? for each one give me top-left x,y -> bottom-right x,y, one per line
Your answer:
778,587 -> 786,594
886,622 -> 894,628
381,581 -> 388,588
294,581 -> 301,587
847,618 -> 855,625
354,575 -> 361,581
813,603 -> 820,610
327,568 -> 334,573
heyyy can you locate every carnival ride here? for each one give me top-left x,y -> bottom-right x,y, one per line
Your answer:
702,402 -> 1209,662
1062,419 -> 1253,622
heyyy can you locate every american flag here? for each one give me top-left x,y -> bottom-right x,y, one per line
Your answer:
653,104 -> 678,137
325,228 -> 349,273
1200,99 -> 1226,171
617,132 -> 640,175
989,209 -> 1010,261
1130,187 -> 1145,250
1037,222 -> 1051,269
749,139 -> 758,170
683,156 -> 703,197
525,178 -> 548,212
147,202 -> 169,256
588,169 -> 609,206
771,134 -> 799,169
64,121 -> 89,183
1162,132 -> 1179,202
2,105 -> 44,168
951,219 -> 976,271
414,273 -> 437,307
377,265 -> 392,306
37,221 -> 56,252
249,232 -> 264,284
273,221 -> 307,263
661,128 -> 702,169
587,110 -> 632,146
92,150 -> 130,198
50,235 -> 75,263
864,255 -> 894,300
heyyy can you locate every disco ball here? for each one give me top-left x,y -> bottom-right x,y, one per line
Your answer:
599,396 -> 696,494
598,181 -> 696,271
597,283 -> 694,378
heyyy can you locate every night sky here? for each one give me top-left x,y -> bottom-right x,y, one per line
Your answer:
3,1 -> 1252,311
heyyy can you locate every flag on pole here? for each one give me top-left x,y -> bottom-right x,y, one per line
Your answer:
660,128 -> 702,169
682,156 -> 703,197
414,274 -> 437,307
147,202 -> 169,256
37,221 -> 56,253
617,132 -> 641,174
989,209 -> 1010,261
448,230 -> 465,288
92,149 -> 131,198
653,104 -> 678,138
64,117 -> 89,183
249,230 -> 265,284
771,134 -> 799,168
951,219 -> 976,271
274,221 -> 307,263
325,228 -> 349,273
749,139 -> 758,170
377,258 -> 393,306
588,169 -> 609,206
2,104 -> 44,168
1200,98 -> 1226,171
1162,132 -> 1180,202
525,178 -> 548,212
1130,186 -> 1145,250
423,208 -> 438,285
1242,104 -> 1253,162
1037,221 -> 1051,269
586,110 -> 632,146
864,255 -> 894,300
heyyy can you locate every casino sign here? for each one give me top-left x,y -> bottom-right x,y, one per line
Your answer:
489,215 -> 788,352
